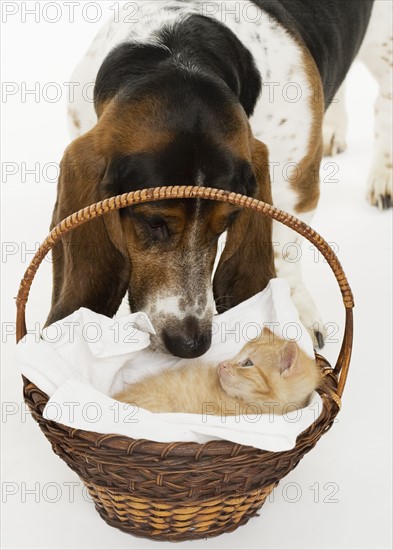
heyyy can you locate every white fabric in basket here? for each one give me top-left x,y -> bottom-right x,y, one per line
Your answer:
16,278 -> 323,452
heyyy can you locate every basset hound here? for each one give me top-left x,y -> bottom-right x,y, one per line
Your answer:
48,0 -> 392,358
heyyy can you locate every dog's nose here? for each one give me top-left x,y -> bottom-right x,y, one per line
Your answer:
163,317 -> 212,358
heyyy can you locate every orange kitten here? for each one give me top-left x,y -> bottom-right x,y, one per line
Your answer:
114,329 -> 322,415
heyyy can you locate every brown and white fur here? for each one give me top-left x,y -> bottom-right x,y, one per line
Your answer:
114,329 -> 322,415
51,1 -> 390,357
68,1 -> 325,344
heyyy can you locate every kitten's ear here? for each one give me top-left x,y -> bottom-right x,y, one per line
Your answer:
262,327 -> 275,342
279,342 -> 299,377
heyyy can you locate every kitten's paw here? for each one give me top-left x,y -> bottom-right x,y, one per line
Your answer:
323,124 -> 347,157
291,289 -> 327,350
366,161 -> 392,210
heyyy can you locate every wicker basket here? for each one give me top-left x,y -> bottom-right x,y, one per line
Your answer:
16,186 -> 353,542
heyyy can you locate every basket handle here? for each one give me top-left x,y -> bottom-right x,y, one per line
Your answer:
15,186 -> 354,398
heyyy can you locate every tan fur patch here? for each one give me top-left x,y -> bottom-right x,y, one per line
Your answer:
68,108 -> 81,130
94,96 -> 174,155
290,41 -> 325,214
113,331 -> 321,415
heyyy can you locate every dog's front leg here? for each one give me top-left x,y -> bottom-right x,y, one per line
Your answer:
272,207 -> 326,349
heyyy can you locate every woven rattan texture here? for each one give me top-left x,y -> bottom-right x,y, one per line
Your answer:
89,483 -> 276,541
22,359 -> 339,541
16,186 -> 351,541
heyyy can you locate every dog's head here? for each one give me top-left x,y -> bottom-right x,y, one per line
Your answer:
48,67 -> 274,358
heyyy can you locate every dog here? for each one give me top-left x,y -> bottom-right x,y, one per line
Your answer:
48,0 -> 391,358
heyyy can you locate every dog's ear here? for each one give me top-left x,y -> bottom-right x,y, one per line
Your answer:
213,139 -> 276,312
46,131 -> 131,326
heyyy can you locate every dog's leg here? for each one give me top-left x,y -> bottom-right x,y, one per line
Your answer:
323,84 -> 348,157
271,60 -> 326,349
358,1 -> 393,210
268,127 -> 326,349
273,197 -> 326,349
244,14 -> 327,348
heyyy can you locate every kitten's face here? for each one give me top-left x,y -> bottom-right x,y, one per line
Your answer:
218,330 -> 320,411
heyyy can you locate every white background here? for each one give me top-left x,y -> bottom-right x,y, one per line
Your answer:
1,1 -> 392,549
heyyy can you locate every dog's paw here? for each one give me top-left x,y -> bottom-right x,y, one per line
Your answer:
291,288 -> 327,350
367,162 -> 393,210
323,124 -> 348,157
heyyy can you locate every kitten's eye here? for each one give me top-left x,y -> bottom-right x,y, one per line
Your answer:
242,359 -> 254,367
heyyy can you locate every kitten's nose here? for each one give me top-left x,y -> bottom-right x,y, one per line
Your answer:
163,316 -> 212,358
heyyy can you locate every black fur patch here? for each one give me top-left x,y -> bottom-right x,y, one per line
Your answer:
94,14 -> 262,117
251,0 -> 374,107
102,139 -> 257,203
156,14 -> 262,116
94,44 -> 170,106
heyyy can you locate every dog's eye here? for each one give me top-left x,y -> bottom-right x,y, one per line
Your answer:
145,217 -> 166,230
228,210 -> 241,225
241,359 -> 253,367
143,217 -> 169,240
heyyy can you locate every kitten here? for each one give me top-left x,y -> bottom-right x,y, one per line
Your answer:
113,329 -> 322,416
